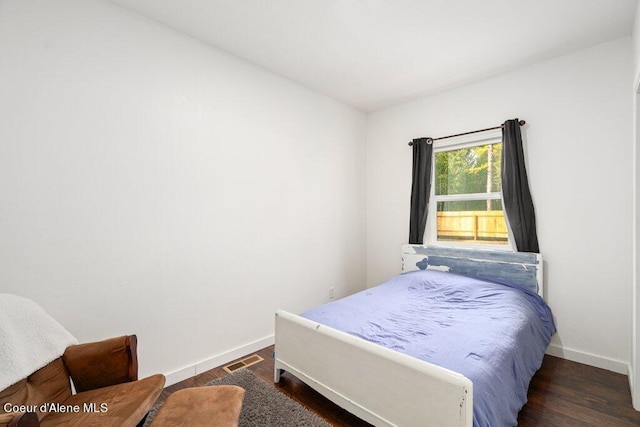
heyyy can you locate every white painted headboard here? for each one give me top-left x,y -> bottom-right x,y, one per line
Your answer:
401,245 -> 544,297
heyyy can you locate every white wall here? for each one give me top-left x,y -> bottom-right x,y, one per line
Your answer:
367,37 -> 633,372
634,1 -> 640,86
0,0 -> 366,383
631,0 -> 640,407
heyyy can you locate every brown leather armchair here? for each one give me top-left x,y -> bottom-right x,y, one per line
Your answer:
0,335 -> 165,427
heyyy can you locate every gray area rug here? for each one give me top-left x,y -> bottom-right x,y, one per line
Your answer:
144,369 -> 330,427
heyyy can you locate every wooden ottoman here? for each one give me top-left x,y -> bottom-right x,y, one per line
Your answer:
150,385 -> 245,427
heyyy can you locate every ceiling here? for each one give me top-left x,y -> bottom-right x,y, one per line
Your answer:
108,0 -> 637,112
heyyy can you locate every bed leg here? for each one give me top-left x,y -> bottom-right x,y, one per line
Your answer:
274,368 -> 284,383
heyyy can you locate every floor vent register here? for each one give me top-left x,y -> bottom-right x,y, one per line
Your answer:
223,354 -> 264,373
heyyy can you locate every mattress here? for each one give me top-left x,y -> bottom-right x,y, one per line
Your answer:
301,269 -> 556,427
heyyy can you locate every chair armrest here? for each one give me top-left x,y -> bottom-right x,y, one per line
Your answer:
4,412 -> 39,427
62,335 -> 138,393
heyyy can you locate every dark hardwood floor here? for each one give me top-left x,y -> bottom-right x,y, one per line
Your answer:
156,345 -> 640,426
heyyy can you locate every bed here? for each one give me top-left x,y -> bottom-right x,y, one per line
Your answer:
274,245 -> 555,427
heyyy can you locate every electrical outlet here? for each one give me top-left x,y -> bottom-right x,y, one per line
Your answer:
329,287 -> 335,300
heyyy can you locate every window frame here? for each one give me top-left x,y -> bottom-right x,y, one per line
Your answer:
425,129 -> 514,251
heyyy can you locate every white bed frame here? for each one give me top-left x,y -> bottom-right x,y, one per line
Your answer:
274,245 -> 543,427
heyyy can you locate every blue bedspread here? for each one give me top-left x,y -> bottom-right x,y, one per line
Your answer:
301,269 -> 555,427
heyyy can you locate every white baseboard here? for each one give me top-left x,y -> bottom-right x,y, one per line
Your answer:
629,365 -> 636,404
631,365 -> 640,411
164,339 -> 629,387
546,343 -> 629,375
164,335 -> 275,387
164,364 -> 195,387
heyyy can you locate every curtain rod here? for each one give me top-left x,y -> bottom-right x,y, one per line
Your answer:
408,119 -> 526,146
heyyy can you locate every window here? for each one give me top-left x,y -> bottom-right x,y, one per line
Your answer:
426,131 -> 511,248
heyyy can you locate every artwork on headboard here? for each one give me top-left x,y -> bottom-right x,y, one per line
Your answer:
401,245 -> 543,296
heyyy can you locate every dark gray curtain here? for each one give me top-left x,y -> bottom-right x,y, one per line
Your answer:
409,138 -> 433,244
501,119 -> 539,252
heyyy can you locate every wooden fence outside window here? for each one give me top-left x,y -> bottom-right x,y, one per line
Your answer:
437,210 -> 508,242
